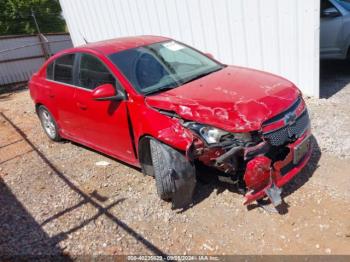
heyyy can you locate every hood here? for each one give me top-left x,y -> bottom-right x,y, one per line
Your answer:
145,66 -> 300,132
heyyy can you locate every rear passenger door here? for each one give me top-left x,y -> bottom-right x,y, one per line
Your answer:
73,53 -> 135,162
45,53 -> 81,137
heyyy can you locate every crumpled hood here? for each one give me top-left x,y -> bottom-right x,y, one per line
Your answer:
145,66 -> 300,132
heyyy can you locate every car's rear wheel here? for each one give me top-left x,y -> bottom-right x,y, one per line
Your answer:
38,105 -> 61,141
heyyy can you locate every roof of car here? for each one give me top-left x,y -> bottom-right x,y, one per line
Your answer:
79,35 -> 170,55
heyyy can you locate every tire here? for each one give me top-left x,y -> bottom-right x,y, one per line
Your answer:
37,105 -> 61,142
150,139 -> 175,200
150,139 -> 196,208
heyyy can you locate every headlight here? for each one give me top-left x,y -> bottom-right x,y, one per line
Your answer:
183,122 -> 252,145
199,126 -> 229,144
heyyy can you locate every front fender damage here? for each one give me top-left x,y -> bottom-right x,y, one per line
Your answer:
150,104 -> 311,209
151,116 -> 277,209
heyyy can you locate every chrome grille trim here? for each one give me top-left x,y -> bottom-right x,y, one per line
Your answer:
263,110 -> 310,146
263,97 -> 302,126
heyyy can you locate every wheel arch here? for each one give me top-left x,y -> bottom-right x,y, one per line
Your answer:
138,135 -> 155,176
35,102 -> 43,114
35,102 -> 59,121
137,132 -> 194,176
35,103 -> 62,135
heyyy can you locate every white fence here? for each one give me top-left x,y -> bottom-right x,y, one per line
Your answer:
0,33 -> 73,87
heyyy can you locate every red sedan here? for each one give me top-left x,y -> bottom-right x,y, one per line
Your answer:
29,36 -> 312,209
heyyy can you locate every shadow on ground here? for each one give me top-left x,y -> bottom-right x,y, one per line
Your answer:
0,177 -> 70,261
0,84 -> 27,96
320,59 -> 350,98
0,112 -> 168,258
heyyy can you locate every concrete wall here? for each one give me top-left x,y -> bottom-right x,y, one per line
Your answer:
60,0 -> 320,96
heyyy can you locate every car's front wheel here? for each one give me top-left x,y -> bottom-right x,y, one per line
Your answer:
150,139 -> 196,208
37,105 -> 61,141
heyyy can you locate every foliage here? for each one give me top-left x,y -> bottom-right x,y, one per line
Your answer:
0,0 -> 66,35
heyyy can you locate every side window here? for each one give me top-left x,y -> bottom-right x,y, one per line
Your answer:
322,0 -> 334,11
321,0 -> 340,17
54,54 -> 75,84
46,62 -> 54,80
78,54 -> 115,90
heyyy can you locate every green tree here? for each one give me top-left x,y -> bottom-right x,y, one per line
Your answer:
0,0 -> 66,35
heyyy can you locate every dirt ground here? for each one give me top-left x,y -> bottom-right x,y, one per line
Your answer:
1,63 -> 350,258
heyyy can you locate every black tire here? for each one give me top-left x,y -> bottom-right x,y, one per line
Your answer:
37,105 -> 61,142
150,139 -> 175,200
150,139 -> 196,208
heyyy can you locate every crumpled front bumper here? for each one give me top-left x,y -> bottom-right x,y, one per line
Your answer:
243,130 -> 312,205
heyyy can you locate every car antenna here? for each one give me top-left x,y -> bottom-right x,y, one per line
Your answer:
83,36 -> 89,44
79,30 -> 89,44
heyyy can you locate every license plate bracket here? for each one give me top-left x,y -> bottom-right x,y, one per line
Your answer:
293,136 -> 310,165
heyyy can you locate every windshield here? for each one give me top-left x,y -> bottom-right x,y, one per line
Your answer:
108,41 -> 224,95
336,0 -> 350,11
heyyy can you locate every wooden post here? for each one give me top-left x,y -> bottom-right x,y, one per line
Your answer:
37,34 -> 50,60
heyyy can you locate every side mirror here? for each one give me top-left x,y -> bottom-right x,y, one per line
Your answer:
322,7 -> 340,17
92,83 -> 124,101
205,52 -> 214,59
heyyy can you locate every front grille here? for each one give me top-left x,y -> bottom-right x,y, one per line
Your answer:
263,110 -> 310,146
263,97 -> 301,125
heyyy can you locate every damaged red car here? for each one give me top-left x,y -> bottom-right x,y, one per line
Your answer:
29,36 -> 312,208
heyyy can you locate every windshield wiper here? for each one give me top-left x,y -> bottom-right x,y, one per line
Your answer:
181,67 -> 223,85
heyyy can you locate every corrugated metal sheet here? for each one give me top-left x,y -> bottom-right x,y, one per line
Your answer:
46,34 -> 73,53
0,36 -> 42,61
0,34 -> 73,86
0,57 -> 45,86
60,0 -> 320,97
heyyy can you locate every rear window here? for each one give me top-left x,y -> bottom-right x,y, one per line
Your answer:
54,54 -> 75,85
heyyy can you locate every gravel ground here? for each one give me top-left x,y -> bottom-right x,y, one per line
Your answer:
307,59 -> 350,159
1,64 -> 350,258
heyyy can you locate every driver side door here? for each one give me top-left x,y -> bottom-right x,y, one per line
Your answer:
73,53 -> 136,163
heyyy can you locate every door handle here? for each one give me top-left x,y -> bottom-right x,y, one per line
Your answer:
76,102 -> 88,110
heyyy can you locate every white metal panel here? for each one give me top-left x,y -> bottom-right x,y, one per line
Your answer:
60,0 -> 320,97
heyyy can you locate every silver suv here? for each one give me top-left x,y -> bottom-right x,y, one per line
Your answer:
321,0 -> 350,59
